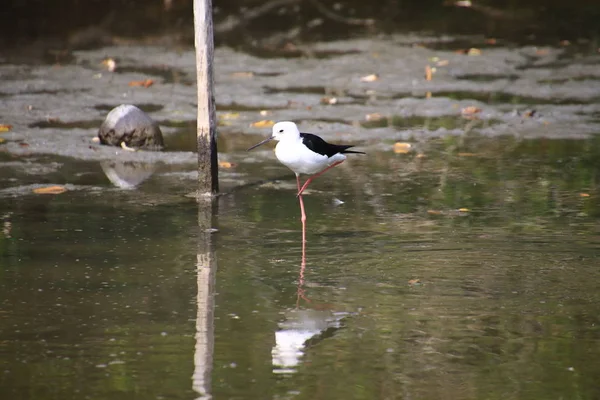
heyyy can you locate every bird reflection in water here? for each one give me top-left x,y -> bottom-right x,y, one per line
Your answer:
271,236 -> 347,375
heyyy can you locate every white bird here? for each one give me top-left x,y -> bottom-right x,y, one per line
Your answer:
247,121 -> 364,196
247,121 -> 364,237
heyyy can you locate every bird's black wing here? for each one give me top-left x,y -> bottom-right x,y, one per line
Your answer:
300,132 -> 365,157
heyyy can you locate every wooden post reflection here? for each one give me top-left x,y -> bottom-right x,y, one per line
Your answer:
193,203 -> 216,399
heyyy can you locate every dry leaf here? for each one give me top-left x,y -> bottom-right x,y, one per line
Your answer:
427,210 -> 443,215
408,279 -> 421,286
454,0 -> 472,7
579,193 -> 590,197
365,113 -> 384,121
251,120 -> 275,128
425,65 -> 433,81
458,152 -> 478,157
218,161 -> 237,168
102,58 -> 117,72
219,112 -> 240,120
360,74 -> 379,82
467,48 -> 482,56
0,124 -> 12,132
18,142 -> 29,147
320,96 -> 338,105
120,142 -> 136,152
0,138 -> 5,144
425,91 -> 432,99
231,71 -> 254,78
33,186 -> 67,195
485,38 -> 497,45
128,79 -> 154,88
458,208 -> 470,212
461,106 -> 482,116
393,142 -> 412,154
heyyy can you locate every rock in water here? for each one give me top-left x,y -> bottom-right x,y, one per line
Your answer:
97,104 -> 164,150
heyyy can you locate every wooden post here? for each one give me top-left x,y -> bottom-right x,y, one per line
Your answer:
194,0 -> 218,195
193,1 -> 218,398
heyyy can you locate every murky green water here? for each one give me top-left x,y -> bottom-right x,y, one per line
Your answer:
1,134 -> 600,400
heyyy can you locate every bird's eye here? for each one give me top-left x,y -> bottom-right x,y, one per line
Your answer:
279,129 -> 284,133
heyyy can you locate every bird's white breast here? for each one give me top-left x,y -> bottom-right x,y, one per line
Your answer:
275,139 -> 345,175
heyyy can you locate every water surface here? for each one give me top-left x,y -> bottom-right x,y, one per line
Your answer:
1,134 -> 600,399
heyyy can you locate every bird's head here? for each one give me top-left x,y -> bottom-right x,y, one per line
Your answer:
247,121 -> 300,151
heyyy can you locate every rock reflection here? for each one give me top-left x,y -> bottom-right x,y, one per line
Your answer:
100,161 -> 157,189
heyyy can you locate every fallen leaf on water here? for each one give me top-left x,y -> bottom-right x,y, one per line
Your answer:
128,79 -> 154,88
579,193 -> 590,197
458,207 -> 470,212
19,142 -> 29,147
231,71 -> 254,78
425,91 -> 432,99
360,73 -> 379,82
467,48 -> 482,56
120,142 -> 136,152
454,0 -> 472,7
408,279 -> 421,286
365,113 -> 384,121
219,112 -> 240,120
320,96 -> 338,105
251,120 -> 275,128
485,38 -> 497,45
425,65 -> 433,81
427,210 -> 443,215
0,124 -> 12,132
218,161 -> 237,168
33,186 -> 67,195
101,58 -> 117,72
393,142 -> 412,154
458,152 -> 478,157
461,106 -> 482,116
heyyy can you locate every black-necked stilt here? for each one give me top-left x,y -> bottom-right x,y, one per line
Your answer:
247,121 -> 365,195
247,121 -> 364,243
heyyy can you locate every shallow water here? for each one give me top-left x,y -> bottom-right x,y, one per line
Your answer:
1,133 -> 600,400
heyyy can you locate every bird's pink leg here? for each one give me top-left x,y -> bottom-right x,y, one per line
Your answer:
297,160 -> 345,196
296,174 -> 307,244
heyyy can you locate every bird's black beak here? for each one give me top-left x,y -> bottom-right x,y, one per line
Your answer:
247,136 -> 274,151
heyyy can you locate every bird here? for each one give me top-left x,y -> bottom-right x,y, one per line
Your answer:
247,121 -> 364,243
247,121 -> 364,195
